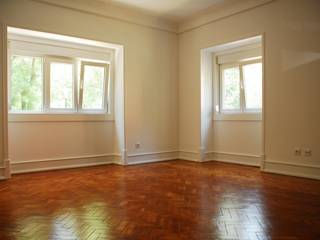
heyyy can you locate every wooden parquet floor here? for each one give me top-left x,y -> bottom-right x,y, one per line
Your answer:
0,160 -> 319,240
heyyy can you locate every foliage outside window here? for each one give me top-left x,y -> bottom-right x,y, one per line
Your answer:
10,55 -> 43,112
221,66 -> 241,111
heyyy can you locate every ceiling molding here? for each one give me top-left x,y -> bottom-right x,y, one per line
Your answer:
30,0 -> 274,35
178,0 -> 274,33
31,0 -> 178,34
99,0 -> 225,23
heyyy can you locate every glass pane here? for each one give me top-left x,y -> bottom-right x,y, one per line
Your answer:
221,66 -> 240,110
10,55 -> 43,112
50,62 -> 74,109
243,63 -> 262,110
82,65 -> 106,110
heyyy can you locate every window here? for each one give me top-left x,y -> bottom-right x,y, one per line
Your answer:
80,62 -> 109,112
220,65 -> 241,111
7,27 -> 119,122
9,55 -> 110,115
47,59 -> 76,110
243,62 -> 262,110
9,55 -> 43,112
217,51 -> 262,115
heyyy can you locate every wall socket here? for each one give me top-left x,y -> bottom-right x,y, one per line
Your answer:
135,142 -> 141,149
304,148 -> 312,157
294,148 -> 312,157
294,148 -> 301,156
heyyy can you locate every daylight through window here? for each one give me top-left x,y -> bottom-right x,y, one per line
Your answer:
218,48 -> 262,113
9,40 -> 111,115
10,55 -> 43,112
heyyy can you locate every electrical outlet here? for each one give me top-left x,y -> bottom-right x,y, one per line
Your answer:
304,148 -> 312,157
135,142 -> 141,149
294,148 -> 301,156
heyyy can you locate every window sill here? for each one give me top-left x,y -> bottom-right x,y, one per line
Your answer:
213,112 -> 262,121
8,113 -> 114,122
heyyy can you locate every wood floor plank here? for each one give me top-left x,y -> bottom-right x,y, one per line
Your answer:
0,160 -> 319,240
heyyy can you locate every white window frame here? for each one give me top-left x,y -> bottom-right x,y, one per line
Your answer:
7,28 -> 117,122
8,50 -> 45,114
219,63 -> 241,113
8,53 -> 113,122
219,59 -> 262,114
213,46 -> 262,121
241,60 -> 263,113
45,56 -> 78,113
79,61 -> 109,114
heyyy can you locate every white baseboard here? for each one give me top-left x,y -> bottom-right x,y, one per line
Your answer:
127,151 -> 178,165
7,150 -> 319,181
112,154 -> 123,165
263,160 -> 320,180
0,159 -> 11,180
205,151 -> 263,167
0,167 -> 5,180
4,159 -> 11,178
11,154 -> 116,174
178,150 -> 201,162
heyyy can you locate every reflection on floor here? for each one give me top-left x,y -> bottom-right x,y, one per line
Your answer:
0,160 -> 319,239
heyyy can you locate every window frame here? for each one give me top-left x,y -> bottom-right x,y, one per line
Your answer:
79,61 -> 109,114
219,59 -> 262,114
7,29 -> 118,123
241,60 -> 263,113
8,53 -> 113,122
213,46 -> 263,122
219,62 -> 242,113
8,50 -> 45,114
45,56 -> 78,113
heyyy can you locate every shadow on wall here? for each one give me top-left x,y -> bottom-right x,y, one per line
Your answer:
281,50 -> 320,71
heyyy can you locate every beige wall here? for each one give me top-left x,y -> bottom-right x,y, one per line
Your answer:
210,121 -> 262,155
0,0 -> 178,166
8,122 -> 115,161
179,0 -> 320,175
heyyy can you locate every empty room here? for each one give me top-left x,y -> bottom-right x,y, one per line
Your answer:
0,0 -> 319,239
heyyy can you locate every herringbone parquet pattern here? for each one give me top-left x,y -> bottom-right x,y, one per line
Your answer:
0,160 -> 319,240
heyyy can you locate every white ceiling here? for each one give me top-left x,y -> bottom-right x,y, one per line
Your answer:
100,0 -> 226,21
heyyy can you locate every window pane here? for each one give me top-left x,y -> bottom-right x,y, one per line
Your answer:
10,55 -> 43,112
243,63 -> 262,110
50,62 -> 74,109
82,65 -> 106,110
221,66 -> 240,110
